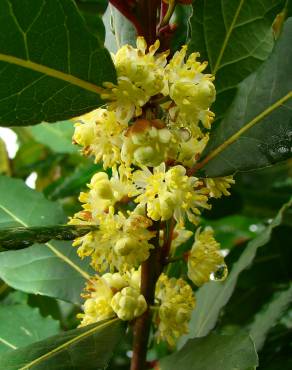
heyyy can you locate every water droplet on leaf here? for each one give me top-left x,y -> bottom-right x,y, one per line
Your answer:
210,264 -> 228,282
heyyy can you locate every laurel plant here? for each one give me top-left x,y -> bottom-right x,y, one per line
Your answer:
0,1 -> 291,370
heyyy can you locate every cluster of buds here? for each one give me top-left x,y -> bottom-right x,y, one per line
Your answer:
70,37 -> 234,346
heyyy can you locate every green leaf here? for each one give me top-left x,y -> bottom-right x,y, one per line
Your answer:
103,4 -> 136,53
0,304 -> 59,354
249,284 -> 292,350
197,18 -> 292,177
0,318 -> 124,370
204,214 -> 263,250
0,241 -> 91,304
0,225 -> 97,250
160,333 -> 258,370
44,162 -> 102,200
0,175 -> 92,303
179,197 -> 292,346
189,0 -> 284,120
75,0 -> 107,41
29,121 -> 77,154
0,0 -> 116,126
0,175 -> 65,229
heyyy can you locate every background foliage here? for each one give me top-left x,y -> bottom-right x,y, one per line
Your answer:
0,0 -> 291,369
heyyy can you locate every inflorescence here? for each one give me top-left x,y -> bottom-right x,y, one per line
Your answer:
69,37 -> 234,346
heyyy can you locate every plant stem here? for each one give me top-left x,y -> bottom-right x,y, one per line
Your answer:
159,0 -> 176,28
130,4 -> 164,369
131,221 -> 161,370
138,0 -> 160,44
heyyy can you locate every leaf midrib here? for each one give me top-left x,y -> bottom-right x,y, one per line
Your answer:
19,318 -> 118,370
194,90 -> 292,172
0,53 -> 103,95
0,204 -> 90,279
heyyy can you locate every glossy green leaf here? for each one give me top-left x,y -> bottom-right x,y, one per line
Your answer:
0,318 -> 124,370
198,18 -> 292,177
0,225 -> 97,250
75,0 -> 107,41
0,304 -> 59,354
29,121 -> 77,154
0,0 -> 116,126
189,0 -> 284,120
161,333 -> 258,370
249,284 -> 292,350
179,197 -> 292,346
0,176 -> 92,303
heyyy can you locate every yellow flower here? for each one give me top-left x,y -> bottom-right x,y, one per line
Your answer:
171,224 -> 193,251
205,176 -> 235,198
165,46 -> 216,130
101,37 -> 168,122
122,119 -> 176,167
187,227 -> 227,286
78,277 -> 115,326
174,130 -> 209,167
73,109 -> 127,168
154,274 -> 195,346
72,209 -> 155,273
111,286 -> 147,321
70,165 -> 137,223
79,268 -> 145,324
133,163 -> 211,223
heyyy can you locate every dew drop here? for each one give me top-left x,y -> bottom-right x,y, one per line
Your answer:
179,127 -> 191,142
210,264 -> 228,282
249,224 -> 258,232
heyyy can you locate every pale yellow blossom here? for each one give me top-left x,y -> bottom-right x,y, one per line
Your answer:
154,274 -> 195,345
205,176 -> 235,198
187,227 -> 227,286
101,37 -> 168,122
133,163 -> 211,223
73,109 -> 126,168
72,209 -> 155,273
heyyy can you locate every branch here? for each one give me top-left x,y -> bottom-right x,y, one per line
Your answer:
137,0 -> 160,44
131,221 -> 161,370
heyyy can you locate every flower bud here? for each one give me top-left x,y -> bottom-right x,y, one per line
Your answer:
111,287 -> 147,321
114,237 -> 137,256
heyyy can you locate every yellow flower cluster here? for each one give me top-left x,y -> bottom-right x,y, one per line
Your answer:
188,227 -> 227,287
78,269 -> 146,325
71,37 -> 234,345
133,164 -> 210,223
154,274 -> 195,346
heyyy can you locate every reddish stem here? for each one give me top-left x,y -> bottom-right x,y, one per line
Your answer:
131,222 -> 161,370
137,0 -> 160,44
161,218 -> 175,264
